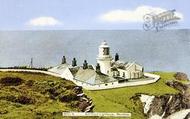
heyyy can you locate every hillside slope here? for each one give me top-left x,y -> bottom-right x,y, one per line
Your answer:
85,72 -> 189,119
0,71 -> 188,119
0,72 -> 94,119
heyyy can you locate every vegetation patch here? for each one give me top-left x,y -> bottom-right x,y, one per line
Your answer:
0,95 -> 35,105
174,72 -> 189,81
0,77 -> 23,86
0,72 -> 81,119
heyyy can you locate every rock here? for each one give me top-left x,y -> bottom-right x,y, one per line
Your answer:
142,81 -> 190,118
73,86 -> 94,112
166,109 -> 190,119
84,104 -> 94,112
139,94 -> 155,114
174,72 -> 189,81
78,101 -> 89,112
149,115 -> 162,119
77,93 -> 84,97
166,81 -> 188,93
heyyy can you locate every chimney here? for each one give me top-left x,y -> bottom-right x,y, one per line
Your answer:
83,60 -> 88,69
62,56 -> 66,64
72,58 -> 77,67
30,58 -> 33,68
96,63 -> 101,73
115,53 -> 119,61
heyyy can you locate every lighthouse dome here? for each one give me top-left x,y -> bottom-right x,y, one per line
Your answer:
100,41 -> 109,48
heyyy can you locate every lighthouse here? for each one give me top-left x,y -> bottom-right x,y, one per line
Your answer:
97,41 -> 112,75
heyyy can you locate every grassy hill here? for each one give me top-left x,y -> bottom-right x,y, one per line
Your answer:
0,71 -> 186,119
0,72 -> 81,119
84,72 -> 183,119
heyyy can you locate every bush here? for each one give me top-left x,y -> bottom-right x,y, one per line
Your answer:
174,72 -> 189,81
16,95 -> 35,104
0,109 -> 8,114
25,80 -> 34,87
59,90 -> 77,102
0,95 -> 35,105
0,77 -> 23,86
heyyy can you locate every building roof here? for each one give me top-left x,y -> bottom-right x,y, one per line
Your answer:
75,67 -> 116,85
48,63 -> 79,76
99,41 -> 109,48
69,67 -> 80,76
111,60 -> 137,71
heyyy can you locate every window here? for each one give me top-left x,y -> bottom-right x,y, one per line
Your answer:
137,72 -> 140,78
103,48 -> 109,55
118,80 -> 125,83
113,72 -> 115,76
123,72 -> 125,78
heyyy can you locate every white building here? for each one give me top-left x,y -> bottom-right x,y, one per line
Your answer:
97,41 -> 144,79
49,41 -> 144,85
97,41 -> 112,75
0,41 -> 159,90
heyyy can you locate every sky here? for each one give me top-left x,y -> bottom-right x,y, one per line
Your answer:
0,0 -> 189,30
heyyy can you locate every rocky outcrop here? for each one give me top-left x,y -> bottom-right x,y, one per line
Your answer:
148,93 -> 189,118
166,81 -> 188,93
137,80 -> 190,119
174,72 -> 189,81
148,81 -> 190,118
73,86 -> 94,112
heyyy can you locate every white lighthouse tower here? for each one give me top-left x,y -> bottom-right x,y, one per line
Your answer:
97,41 -> 112,75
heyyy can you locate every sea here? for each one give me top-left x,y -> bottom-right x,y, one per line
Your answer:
0,30 -> 190,77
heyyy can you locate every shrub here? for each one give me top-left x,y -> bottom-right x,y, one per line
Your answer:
16,95 -> 35,104
0,77 -> 23,86
59,90 -> 77,102
25,80 -> 34,87
174,72 -> 189,81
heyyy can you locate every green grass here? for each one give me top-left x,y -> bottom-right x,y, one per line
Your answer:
0,72 -> 106,119
84,72 -> 180,119
0,71 -> 185,119
0,71 -> 77,119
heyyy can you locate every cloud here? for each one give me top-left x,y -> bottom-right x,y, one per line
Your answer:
27,17 -> 62,26
99,5 -> 183,23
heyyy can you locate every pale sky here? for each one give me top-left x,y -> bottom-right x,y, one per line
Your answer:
0,0 -> 189,30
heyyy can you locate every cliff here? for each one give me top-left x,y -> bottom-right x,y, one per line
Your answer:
136,73 -> 190,119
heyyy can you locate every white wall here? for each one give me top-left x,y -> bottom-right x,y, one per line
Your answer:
97,59 -> 111,75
